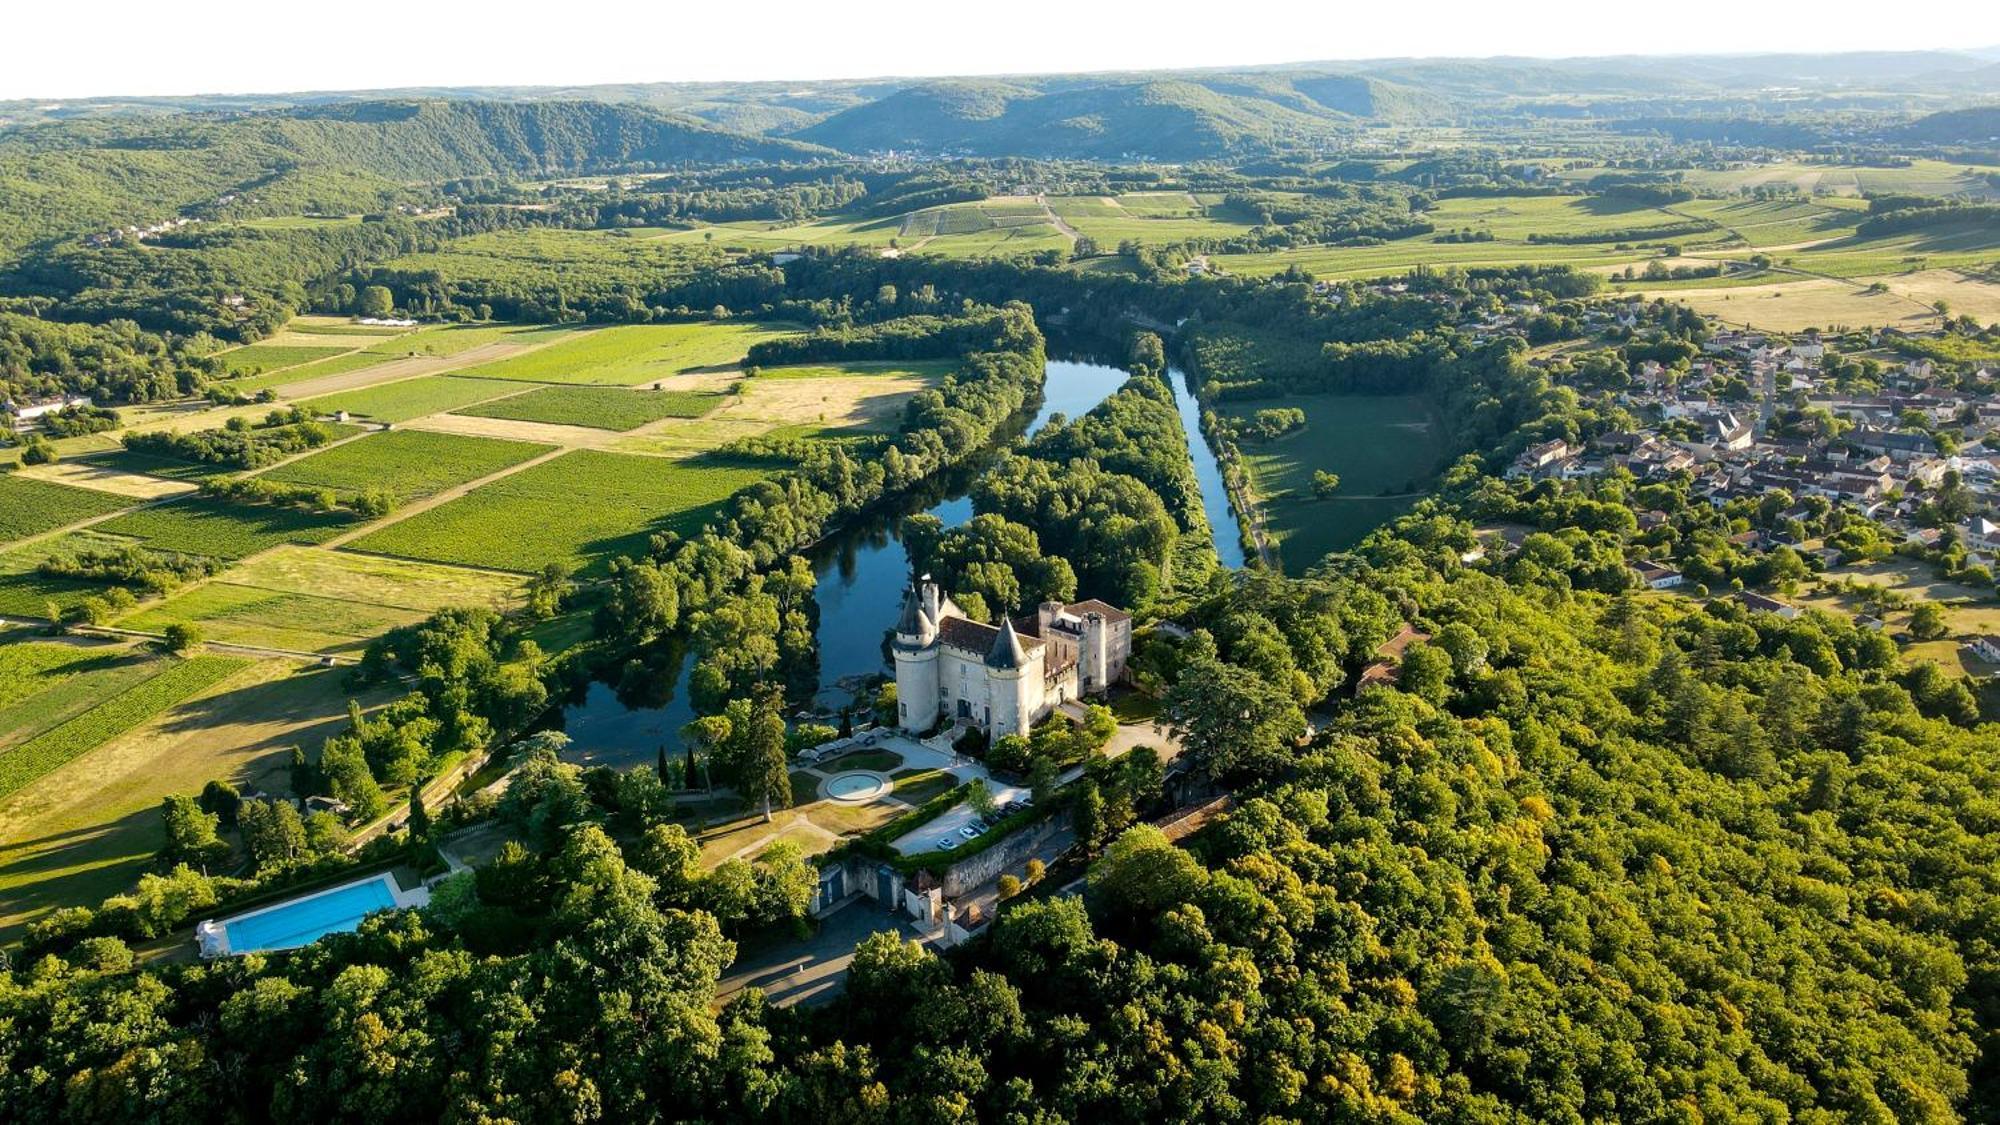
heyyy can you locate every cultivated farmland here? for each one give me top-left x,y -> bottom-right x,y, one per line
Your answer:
261,429 -> 552,501
96,496 -> 358,559
301,373 -> 542,422
0,475 -> 133,546
454,385 -> 722,430
0,653 -> 249,800
217,343 -> 352,376
348,449 -> 770,573
118,545 -> 522,654
450,322 -> 794,386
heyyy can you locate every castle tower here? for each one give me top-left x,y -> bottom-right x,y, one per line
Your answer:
984,616 -> 1036,740
1082,610 -> 1109,695
891,583 -> 940,732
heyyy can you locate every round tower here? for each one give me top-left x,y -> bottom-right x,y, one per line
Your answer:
984,616 -> 1034,740
891,583 -> 940,732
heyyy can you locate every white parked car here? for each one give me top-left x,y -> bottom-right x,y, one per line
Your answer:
936,837 -> 958,851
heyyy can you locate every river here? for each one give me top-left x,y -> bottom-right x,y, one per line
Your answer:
552,357 -> 1240,769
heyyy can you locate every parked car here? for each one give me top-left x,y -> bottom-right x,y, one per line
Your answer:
936,837 -> 958,851
959,825 -> 981,840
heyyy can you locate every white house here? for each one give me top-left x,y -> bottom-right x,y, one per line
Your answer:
891,577 -> 1131,741
1632,560 -> 1684,590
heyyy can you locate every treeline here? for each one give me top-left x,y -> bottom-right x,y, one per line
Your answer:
0,311 -> 211,406
971,362 -> 1210,611
1858,200 -> 2000,237
121,414 -> 335,470
1526,218 -> 1718,244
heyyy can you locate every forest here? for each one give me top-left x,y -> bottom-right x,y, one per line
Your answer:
3,248 -> 1996,1122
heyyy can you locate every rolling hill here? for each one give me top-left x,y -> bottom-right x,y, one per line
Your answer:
792,73 -> 1447,159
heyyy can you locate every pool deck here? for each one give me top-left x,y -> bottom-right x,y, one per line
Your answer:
195,870 -> 430,958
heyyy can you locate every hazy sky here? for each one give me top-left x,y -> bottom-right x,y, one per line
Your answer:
8,0 -> 1996,100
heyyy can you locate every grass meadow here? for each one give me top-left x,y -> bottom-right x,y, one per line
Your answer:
118,544 -> 523,655
1227,393 -> 1450,571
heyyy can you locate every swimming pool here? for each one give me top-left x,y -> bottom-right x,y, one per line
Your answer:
221,874 -> 400,953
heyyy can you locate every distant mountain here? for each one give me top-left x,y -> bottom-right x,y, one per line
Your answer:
0,100 -> 826,257
792,74 -> 1446,159
1897,103 -> 2000,144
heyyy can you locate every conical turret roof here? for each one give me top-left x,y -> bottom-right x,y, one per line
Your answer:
985,615 -> 1028,669
895,584 -> 928,636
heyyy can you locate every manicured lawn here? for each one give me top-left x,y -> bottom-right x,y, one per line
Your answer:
95,496 -> 358,559
822,748 -> 904,773
449,322 -> 793,386
454,386 -> 723,431
0,474 -> 133,547
261,429 -> 552,501
890,768 -> 956,805
1227,393 -> 1450,572
302,374 -> 541,423
346,449 -> 772,574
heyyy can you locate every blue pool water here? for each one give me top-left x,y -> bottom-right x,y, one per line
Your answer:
223,876 -> 398,952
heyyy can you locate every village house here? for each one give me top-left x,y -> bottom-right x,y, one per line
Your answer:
1632,560 -> 1684,590
4,394 -> 92,432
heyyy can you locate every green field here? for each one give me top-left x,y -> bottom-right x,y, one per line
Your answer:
95,496 -> 358,559
302,374 -> 541,422
0,654 -> 249,800
453,385 -> 723,430
1227,394 -> 1450,572
1051,192 -> 1259,246
217,343 -> 352,376
383,228 -> 728,296
231,349 -> 397,393
261,429 -> 551,501
361,322 -> 582,359
450,322 -> 793,386
120,544 -> 523,655
0,641 -> 163,751
0,475 -> 133,546
1555,158 -> 2000,200
348,449 -> 770,574
0,532 -> 142,619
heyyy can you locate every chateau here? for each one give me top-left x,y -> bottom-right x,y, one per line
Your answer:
891,577 -> 1132,740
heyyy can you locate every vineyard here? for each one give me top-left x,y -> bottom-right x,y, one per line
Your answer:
96,496 -> 357,559
0,475 -> 132,547
347,449 -> 769,573
453,385 -> 722,430
301,374 -> 541,423
449,321 -> 792,386
0,654 -> 248,800
262,430 -> 551,501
